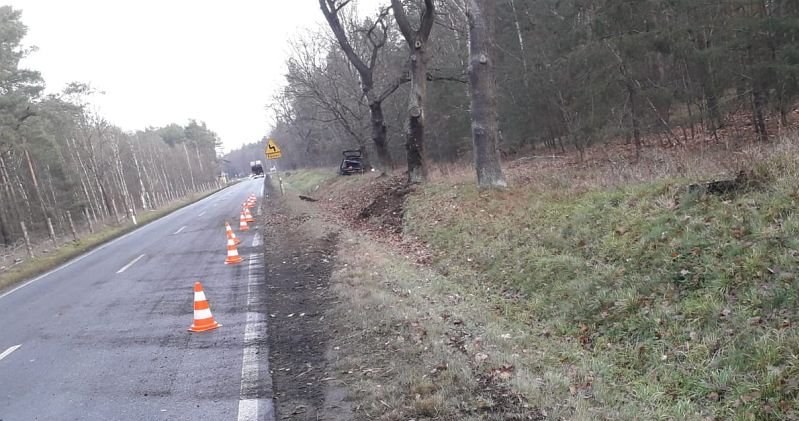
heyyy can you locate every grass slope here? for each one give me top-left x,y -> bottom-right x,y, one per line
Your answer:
406,157 -> 799,419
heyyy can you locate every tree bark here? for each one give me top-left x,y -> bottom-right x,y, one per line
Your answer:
24,147 -> 50,220
467,0 -> 507,189
369,102 -> 392,171
129,137 -> 150,209
508,0 -> 529,89
182,143 -> 197,191
391,0 -> 436,184
21,221 -> 33,258
66,210 -> 78,242
752,84 -> 768,142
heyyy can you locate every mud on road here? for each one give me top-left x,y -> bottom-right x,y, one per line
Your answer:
261,182 -> 349,420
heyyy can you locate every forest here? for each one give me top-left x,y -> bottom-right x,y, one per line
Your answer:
269,0 -> 799,179
0,6 -> 222,259
3,0 -> 798,259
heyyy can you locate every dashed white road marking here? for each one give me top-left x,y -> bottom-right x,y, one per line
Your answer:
173,226 -> 187,235
0,184 -> 236,300
198,211 -> 206,217
0,344 -> 21,362
116,254 -> 145,274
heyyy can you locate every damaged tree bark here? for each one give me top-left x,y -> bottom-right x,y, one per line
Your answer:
466,0 -> 507,189
391,0 -> 435,184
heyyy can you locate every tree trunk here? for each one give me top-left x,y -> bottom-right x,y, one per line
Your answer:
508,0 -> 529,89
752,84 -> 768,142
129,138 -> 150,209
406,57 -> 429,183
391,0 -> 435,184
182,143 -> 197,191
627,83 -> 642,159
20,221 -> 33,258
24,147 -> 50,220
370,102 -> 393,171
0,200 -> 9,246
467,0 -> 507,189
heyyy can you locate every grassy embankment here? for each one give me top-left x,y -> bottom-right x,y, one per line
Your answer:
285,140 -> 799,420
0,188 -> 227,292
280,168 -> 339,193
407,150 -> 799,419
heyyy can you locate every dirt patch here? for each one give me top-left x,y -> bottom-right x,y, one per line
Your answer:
313,175 -> 432,265
262,183 -> 350,420
357,180 -> 413,234
320,175 -> 409,234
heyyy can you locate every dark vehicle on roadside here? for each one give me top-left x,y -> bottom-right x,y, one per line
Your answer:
339,150 -> 364,175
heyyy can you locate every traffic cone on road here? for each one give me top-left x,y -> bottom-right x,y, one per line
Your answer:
239,212 -> 249,232
243,206 -> 255,223
225,222 -> 241,245
188,282 -> 221,332
224,237 -> 243,265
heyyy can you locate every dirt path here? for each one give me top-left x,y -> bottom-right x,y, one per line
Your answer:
261,182 -> 350,420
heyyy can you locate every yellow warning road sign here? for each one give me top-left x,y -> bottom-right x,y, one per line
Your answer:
265,139 -> 282,160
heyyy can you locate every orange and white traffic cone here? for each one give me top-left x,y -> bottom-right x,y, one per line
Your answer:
239,212 -> 249,232
243,206 -> 255,223
188,282 -> 221,332
225,222 -> 241,245
225,237 -> 243,265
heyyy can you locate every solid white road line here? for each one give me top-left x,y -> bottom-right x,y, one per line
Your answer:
237,232 -> 274,421
0,344 -> 21,362
116,254 -> 145,274
173,226 -> 187,235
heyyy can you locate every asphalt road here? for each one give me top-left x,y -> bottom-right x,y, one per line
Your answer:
0,179 -> 273,421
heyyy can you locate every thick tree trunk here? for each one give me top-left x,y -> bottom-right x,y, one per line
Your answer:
369,102 -> 393,171
467,0 -> 507,189
406,56 -> 429,184
391,0 -> 435,184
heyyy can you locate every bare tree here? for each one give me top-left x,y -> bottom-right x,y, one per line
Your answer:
466,0 -> 506,189
319,0 -> 408,172
390,0 -> 435,183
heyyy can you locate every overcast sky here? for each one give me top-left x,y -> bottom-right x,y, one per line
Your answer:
6,0 -> 379,152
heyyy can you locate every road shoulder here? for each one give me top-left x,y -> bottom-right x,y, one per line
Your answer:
261,184 -> 351,420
